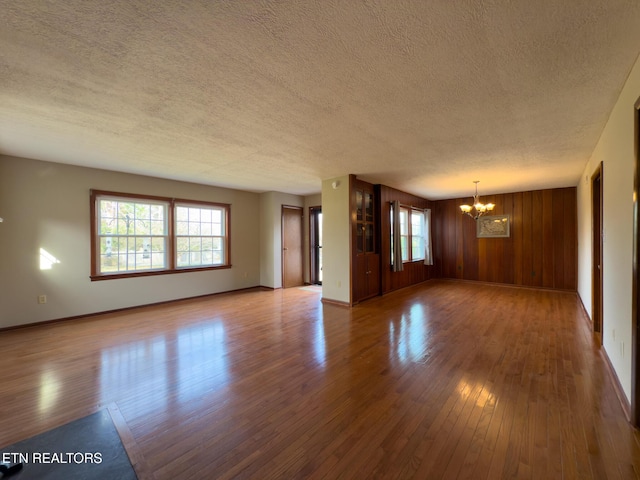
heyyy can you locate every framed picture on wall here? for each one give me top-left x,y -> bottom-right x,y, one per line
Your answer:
477,214 -> 510,238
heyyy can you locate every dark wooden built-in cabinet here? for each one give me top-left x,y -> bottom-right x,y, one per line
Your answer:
351,177 -> 380,303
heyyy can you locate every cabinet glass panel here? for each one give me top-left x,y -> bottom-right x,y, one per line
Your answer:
365,192 -> 374,222
356,191 -> 363,221
356,223 -> 364,254
365,224 -> 374,253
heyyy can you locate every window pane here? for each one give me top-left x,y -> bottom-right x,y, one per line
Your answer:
100,218 -> 114,235
412,237 -> 425,260
176,237 -> 189,253
411,212 -> 423,236
151,220 -> 165,235
188,222 -> 201,236
101,200 -> 115,219
150,238 -> 166,269
136,204 -> 150,221
176,221 -> 189,235
151,205 -> 164,220
174,205 -> 227,268
190,237 -> 202,251
189,208 -> 201,223
95,196 -> 168,275
411,211 -> 425,260
136,218 -> 151,235
177,252 -> 189,267
399,210 -> 408,235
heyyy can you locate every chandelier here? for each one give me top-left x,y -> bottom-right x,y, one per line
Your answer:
459,181 -> 495,219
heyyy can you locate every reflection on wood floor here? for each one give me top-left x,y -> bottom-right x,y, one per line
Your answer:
1,280 -> 639,479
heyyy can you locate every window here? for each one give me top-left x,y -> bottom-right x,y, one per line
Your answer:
393,205 -> 426,263
175,203 -> 227,268
91,191 -> 230,279
399,208 -> 409,262
411,211 -> 425,261
95,195 -> 169,275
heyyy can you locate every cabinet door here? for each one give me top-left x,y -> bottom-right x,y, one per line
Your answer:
355,254 -> 380,302
355,254 -> 370,301
366,254 -> 380,298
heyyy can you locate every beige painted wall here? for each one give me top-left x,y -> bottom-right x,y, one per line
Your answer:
0,156 -> 261,328
258,191 -> 304,289
577,53 -> 640,402
321,176 -> 351,304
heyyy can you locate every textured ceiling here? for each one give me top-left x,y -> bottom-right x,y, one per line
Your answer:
1,1 -> 640,199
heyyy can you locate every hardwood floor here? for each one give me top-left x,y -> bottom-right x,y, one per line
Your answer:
1,280 -> 640,479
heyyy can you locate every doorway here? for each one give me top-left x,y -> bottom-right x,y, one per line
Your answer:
632,97 -> 640,426
310,206 -> 322,285
282,205 -> 303,288
592,163 -> 603,345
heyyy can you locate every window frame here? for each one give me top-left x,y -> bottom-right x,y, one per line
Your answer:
90,190 -> 231,280
410,210 -> 425,262
397,206 -> 425,264
399,207 -> 409,262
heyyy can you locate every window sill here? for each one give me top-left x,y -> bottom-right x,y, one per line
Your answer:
90,264 -> 232,281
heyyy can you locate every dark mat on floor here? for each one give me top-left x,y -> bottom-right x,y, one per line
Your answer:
0,409 -> 137,479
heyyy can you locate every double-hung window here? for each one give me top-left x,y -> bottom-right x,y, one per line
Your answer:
91,190 -> 230,279
398,208 -> 409,262
411,210 -> 425,261
175,203 -> 227,268
394,206 -> 427,263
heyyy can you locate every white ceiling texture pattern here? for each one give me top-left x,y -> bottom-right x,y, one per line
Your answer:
1,1 -> 640,198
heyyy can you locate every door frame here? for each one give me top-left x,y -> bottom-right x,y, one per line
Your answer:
631,96 -> 640,426
281,205 -> 303,288
309,205 -> 322,285
592,162 -> 603,346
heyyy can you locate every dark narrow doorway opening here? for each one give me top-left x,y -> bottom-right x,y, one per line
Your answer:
631,96 -> 640,426
310,206 -> 322,285
592,163 -> 603,346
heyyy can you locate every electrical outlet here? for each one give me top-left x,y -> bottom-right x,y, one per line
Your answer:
612,329 -> 616,341
38,295 -> 47,304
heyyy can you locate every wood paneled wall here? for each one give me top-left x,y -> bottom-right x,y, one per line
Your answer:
379,185 -> 437,294
434,187 -> 577,290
